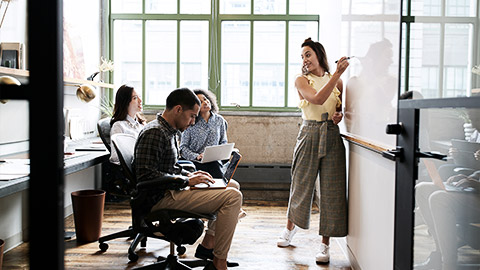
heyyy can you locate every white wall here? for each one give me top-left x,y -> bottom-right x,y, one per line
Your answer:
0,191 -> 28,252
347,145 -> 395,270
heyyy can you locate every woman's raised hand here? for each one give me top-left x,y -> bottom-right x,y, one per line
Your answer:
334,57 -> 350,76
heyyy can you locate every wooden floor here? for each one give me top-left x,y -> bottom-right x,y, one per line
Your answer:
2,200 -> 352,270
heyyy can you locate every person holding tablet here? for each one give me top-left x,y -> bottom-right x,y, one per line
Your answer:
180,89 -> 229,178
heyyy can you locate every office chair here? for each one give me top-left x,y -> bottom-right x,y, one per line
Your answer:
97,117 -> 133,201
99,133 -> 215,269
97,117 -> 112,152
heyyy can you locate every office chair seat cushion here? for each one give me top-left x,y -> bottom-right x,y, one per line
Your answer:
155,218 -> 204,245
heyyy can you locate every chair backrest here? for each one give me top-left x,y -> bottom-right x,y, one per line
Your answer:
97,118 -> 112,152
111,133 -> 137,183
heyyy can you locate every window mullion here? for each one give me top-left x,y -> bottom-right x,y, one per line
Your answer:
177,20 -> 181,88
284,21 -> 289,108
142,20 -> 146,104
439,22 -> 445,98
249,21 -> 254,108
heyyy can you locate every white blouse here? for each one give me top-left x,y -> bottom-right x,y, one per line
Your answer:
109,115 -> 144,165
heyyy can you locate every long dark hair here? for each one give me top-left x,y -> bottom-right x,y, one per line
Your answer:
110,84 -> 145,126
301,37 -> 329,74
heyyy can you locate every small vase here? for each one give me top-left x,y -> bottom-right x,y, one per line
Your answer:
464,123 -> 474,141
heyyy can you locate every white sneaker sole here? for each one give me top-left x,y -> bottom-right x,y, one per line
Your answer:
316,258 -> 330,264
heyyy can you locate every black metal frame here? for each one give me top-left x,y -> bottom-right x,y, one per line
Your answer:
28,0 -> 64,268
0,0 -> 64,268
393,108 -> 418,270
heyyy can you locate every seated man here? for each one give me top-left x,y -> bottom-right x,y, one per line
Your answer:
134,88 -> 243,270
415,150 -> 480,270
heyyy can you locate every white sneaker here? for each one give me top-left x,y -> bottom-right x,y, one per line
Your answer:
315,243 -> 330,263
277,226 -> 298,247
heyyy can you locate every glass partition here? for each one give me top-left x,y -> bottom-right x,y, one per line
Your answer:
414,107 -> 480,269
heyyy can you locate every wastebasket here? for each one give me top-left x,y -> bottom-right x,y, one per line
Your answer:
0,238 -> 4,270
71,190 -> 106,242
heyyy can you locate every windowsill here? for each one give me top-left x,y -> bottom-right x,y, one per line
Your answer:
143,109 -> 302,117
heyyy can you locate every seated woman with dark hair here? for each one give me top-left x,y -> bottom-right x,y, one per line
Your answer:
109,84 -> 146,165
179,89 -> 229,178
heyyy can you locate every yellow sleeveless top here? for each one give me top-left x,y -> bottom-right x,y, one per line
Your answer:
298,73 -> 341,121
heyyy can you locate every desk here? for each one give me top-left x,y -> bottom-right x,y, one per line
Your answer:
0,139 -> 109,251
0,139 -> 109,199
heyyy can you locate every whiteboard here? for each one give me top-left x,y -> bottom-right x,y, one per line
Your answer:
341,12 -> 401,148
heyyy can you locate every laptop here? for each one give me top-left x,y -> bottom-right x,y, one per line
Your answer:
192,151 -> 242,189
200,143 -> 235,163
450,139 -> 480,170
431,168 -> 476,193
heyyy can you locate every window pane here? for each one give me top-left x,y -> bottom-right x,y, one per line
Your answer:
220,0 -> 250,14
180,21 -> 209,90
113,20 -> 142,93
221,21 -> 250,107
289,0 -> 320,14
254,0 -> 286,14
145,21 -> 177,105
111,0 -> 142,13
409,23 -> 441,98
181,0 -> 211,14
443,24 -> 472,97
146,0 -> 177,14
253,21 -> 285,107
288,21 -> 318,107
446,0 -> 477,17
411,0 -> 442,16
349,0 -> 383,15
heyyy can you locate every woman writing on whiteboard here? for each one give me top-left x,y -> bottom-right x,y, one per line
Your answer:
277,38 -> 349,264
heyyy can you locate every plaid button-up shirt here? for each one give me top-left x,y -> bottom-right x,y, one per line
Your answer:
133,113 -> 190,206
134,113 -> 188,182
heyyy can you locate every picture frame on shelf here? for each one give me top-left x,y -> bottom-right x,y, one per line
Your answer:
0,42 -> 25,69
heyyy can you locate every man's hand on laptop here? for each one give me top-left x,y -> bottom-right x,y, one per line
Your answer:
187,170 -> 214,186
196,153 -> 204,161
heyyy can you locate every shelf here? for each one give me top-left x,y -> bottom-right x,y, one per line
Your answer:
0,66 -> 115,89
63,77 -> 115,89
0,66 -> 29,77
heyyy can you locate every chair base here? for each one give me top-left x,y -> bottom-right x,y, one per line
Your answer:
133,254 -> 209,270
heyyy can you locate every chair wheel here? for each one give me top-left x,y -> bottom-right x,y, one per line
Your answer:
99,242 -> 109,252
128,252 -> 139,262
177,246 -> 186,255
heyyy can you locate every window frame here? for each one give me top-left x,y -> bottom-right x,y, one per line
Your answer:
401,0 -> 479,98
108,0 -> 320,112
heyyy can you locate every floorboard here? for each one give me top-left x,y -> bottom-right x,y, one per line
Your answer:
2,200 -> 352,270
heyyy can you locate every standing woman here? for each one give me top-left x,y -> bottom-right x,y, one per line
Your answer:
180,89 -> 228,178
277,38 -> 349,264
109,84 -> 146,165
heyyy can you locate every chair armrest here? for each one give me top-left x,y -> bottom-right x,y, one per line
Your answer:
178,160 -> 196,173
137,174 -> 189,191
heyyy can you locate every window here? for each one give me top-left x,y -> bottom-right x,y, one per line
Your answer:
110,0 -> 319,110
401,0 -> 478,98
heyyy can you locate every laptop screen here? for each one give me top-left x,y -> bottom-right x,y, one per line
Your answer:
223,151 -> 242,181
